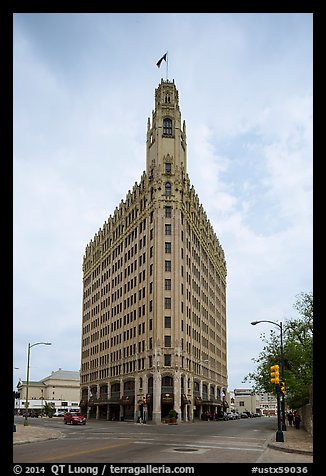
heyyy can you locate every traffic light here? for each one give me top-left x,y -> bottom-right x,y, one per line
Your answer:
280,381 -> 286,395
270,364 -> 280,384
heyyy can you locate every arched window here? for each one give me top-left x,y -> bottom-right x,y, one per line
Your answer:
163,118 -> 172,136
162,376 -> 174,392
165,162 -> 171,174
165,182 -> 171,196
194,381 -> 200,395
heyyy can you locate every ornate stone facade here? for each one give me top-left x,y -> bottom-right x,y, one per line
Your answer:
80,80 -> 227,423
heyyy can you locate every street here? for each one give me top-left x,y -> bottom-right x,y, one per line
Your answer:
13,415 -> 312,464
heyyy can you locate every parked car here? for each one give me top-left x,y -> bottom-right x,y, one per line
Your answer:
226,412 -> 236,420
64,412 -> 86,425
24,411 -> 39,418
233,412 -> 241,419
216,412 -> 229,421
54,410 -> 65,417
240,412 -> 249,418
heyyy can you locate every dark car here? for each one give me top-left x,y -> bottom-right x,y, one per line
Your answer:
64,412 -> 86,425
216,412 -> 229,421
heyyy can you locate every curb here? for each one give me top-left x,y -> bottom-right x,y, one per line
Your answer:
267,433 -> 313,456
267,441 -> 313,456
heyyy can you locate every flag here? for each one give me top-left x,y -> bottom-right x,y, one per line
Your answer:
156,52 -> 167,68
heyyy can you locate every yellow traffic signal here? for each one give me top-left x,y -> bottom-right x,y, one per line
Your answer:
280,381 -> 286,395
270,364 -> 280,384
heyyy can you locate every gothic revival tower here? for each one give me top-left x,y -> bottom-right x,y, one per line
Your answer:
80,79 -> 227,424
146,79 -> 187,175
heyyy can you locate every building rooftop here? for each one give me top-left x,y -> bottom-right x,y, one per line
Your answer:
42,369 -> 80,381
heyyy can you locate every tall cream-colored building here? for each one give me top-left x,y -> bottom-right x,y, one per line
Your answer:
80,79 -> 227,423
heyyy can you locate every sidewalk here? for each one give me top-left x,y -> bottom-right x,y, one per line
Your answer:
13,423 -> 64,445
267,425 -> 313,455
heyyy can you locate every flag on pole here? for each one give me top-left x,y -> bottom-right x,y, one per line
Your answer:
156,52 -> 167,68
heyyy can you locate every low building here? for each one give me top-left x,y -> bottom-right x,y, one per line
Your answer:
257,391 -> 277,416
233,388 -> 277,415
15,369 -> 80,414
233,388 -> 260,414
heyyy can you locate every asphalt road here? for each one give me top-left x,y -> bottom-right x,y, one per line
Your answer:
13,415 -> 286,464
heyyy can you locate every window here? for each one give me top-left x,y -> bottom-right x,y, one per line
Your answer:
164,316 -> 171,328
163,118 -> 172,136
165,279 -> 171,290
165,182 -> 171,196
164,335 -> 171,347
165,242 -> 171,253
164,354 -> 171,366
165,224 -> 172,235
165,260 -> 171,272
165,206 -> 172,218
165,297 -> 171,309
165,163 -> 171,174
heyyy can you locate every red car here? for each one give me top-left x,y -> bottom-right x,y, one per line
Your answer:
64,412 -> 86,425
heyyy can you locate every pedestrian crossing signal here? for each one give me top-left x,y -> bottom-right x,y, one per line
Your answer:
270,364 -> 280,384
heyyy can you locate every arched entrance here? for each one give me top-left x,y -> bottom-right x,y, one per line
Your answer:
147,376 -> 153,421
99,384 -> 108,419
161,376 -> 174,419
120,380 -> 135,421
109,382 -> 120,421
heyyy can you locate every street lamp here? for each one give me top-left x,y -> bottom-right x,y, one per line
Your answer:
24,342 -> 51,426
251,320 -> 286,440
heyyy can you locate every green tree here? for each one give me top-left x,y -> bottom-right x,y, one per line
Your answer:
42,401 -> 55,418
244,292 -> 313,409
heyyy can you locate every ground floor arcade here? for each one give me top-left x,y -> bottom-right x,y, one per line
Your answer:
80,371 -> 228,424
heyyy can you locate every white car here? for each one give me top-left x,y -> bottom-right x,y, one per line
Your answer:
54,410 -> 65,417
226,412 -> 236,420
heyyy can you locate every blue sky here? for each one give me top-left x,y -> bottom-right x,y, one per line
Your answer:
13,13 -> 313,392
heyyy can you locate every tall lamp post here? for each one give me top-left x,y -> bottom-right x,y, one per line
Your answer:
24,342 -> 51,426
251,320 -> 286,432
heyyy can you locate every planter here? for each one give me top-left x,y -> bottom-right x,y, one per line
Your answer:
168,417 -> 177,425
166,410 -> 178,424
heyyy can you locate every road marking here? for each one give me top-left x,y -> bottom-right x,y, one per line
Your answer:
32,440 -> 133,463
133,441 -> 264,452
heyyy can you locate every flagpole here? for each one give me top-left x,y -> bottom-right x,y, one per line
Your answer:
166,51 -> 168,81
